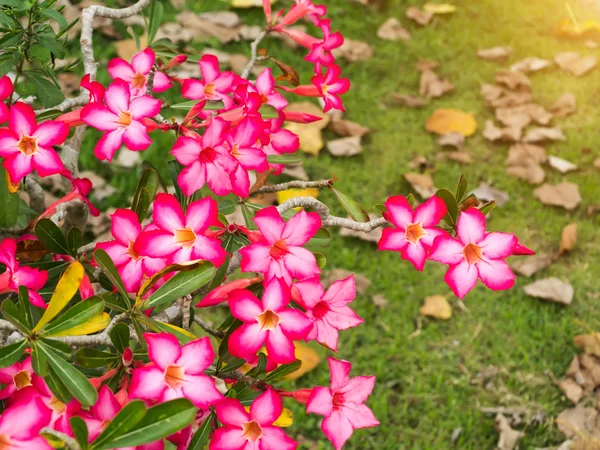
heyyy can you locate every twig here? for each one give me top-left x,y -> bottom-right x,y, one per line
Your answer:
193,316 -> 225,339
182,295 -> 192,330
146,65 -> 156,96
215,368 -> 269,391
254,179 -> 332,194
25,178 -> 45,214
241,29 -> 269,79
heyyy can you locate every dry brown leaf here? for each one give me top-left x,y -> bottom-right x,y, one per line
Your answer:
377,17 -> 411,41
534,182 -> 581,210
420,295 -> 452,320
332,39 -> 374,62
574,333 -> 600,357
523,277 -> 574,305
495,414 -> 525,450
555,52 -> 597,77
198,10 -> 240,27
323,269 -> 371,293
595,158 -> 600,171
389,93 -> 428,108
510,253 -> 553,277
330,119 -> 371,137
283,102 -> 329,155
406,6 -> 433,25
371,294 -> 388,308
415,59 -> 439,72
496,70 -> 532,90
176,12 -> 241,43
556,404 -> 598,439
115,36 -> 148,61
558,378 -> 584,404
282,163 -> 309,181
496,104 -> 552,128
510,57 -> 551,73
426,109 -> 477,136
438,132 -> 465,149
404,173 -> 436,198
326,136 -> 363,157
472,182 -> 509,207
419,70 -> 454,99
156,22 -> 195,43
483,120 -> 521,143
477,46 -> 512,62
523,127 -> 566,143
339,213 -> 383,243
505,143 -> 546,184
548,156 -> 578,174
550,93 -> 577,117
481,83 -> 534,108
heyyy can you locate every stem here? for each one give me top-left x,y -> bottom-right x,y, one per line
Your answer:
241,29 -> 269,79
193,316 -> 225,339
254,179 -> 333,194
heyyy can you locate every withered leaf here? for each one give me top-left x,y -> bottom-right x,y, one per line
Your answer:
509,57 -> 551,73
270,57 -> 300,86
472,182 -> 509,207
548,155 -> 578,174
556,404 -> 598,439
420,295 -> 452,320
323,269 -> 371,293
523,127 -> 566,143
495,414 -> 525,450
330,119 -> 371,137
534,182 -> 581,210
332,39 -> 374,62
15,240 -> 52,262
426,109 -> 477,136
377,17 -> 411,41
326,136 -> 363,157
483,120 -> 521,143
550,93 -> 577,117
446,152 -> 472,165
389,93 -> 428,108
419,70 -> 454,99
511,253 -> 553,277
415,59 -> 439,72
555,52 -> 597,77
505,143 -> 547,185
282,163 -> 309,181
404,172 -> 436,198
406,6 -> 433,25
574,333 -> 600,357
558,378 -> 583,404
198,10 -> 240,28
496,104 -> 552,128
523,277 -> 574,305
477,46 -> 512,62
496,70 -> 532,90
559,223 -> 577,255
438,132 -> 465,149
371,294 -> 388,308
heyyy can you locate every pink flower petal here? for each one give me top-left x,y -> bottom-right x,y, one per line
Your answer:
259,426 -> 298,450
477,259 -> 516,291
282,246 -> 320,280
428,236 -> 464,265
81,104 -> 119,131
444,260 -> 479,299
328,357 -> 351,392
91,385 -> 121,421
310,320 -> 339,351
282,210 -> 321,246
132,48 -> 155,74
129,365 -> 166,400
262,277 -> 289,312
341,403 -> 379,429
176,337 -> 214,374
153,193 -> 185,232
134,229 -> 177,258
123,121 -> 152,151
228,290 -> 264,322
383,195 -> 413,229
105,79 -> 130,114
456,208 -> 486,245
94,129 -> 124,161
239,243 -> 271,274
32,147 -> 65,178
108,58 -> 135,82
191,235 -> 227,267
199,55 -> 220,83
111,208 -> 141,246
253,207 -> 285,244
321,410 -> 354,450
323,276 -> 356,306
338,375 -> 375,404
118,258 -> 144,293
0,397 -> 52,440
9,102 -> 36,138
32,121 -> 68,147
414,195 -> 447,227
186,197 -> 217,233
181,79 -> 205,100
171,136 -> 202,166
152,72 -> 172,92
250,388 -> 282,426
13,266 -> 47,290
181,374 -> 223,408
279,309 -> 312,340
377,228 -> 409,253
3,152 -> 33,183
265,328 -> 295,364
479,232 -> 517,259
209,428 -> 245,450
214,398 -> 250,427
403,242 -> 427,271
306,386 -> 333,417
0,75 -> 13,101
229,323 -> 266,359
145,332 -> 181,369
0,129 -> 19,157
325,305 -> 363,331
293,276 -> 325,309
129,95 -> 162,120
178,161 -> 206,197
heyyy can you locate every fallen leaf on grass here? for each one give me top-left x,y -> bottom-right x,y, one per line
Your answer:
496,104 -> 553,128
404,173 -> 436,198
510,57 -> 551,73
446,151 -> 472,164
406,6 -> 433,25
505,143 -> 546,185
282,163 -> 309,181
550,93 -> 577,117
420,295 -> 452,320
595,158 -> 600,171
330,119 -> 371,137
534,182 -> 581,210
377,17 -> 411,41
511,254 -> 553,277
574,333 -> 600,357
495,414 -> 525,450
277,188 -> 319,207
327,136 -> 363,157
284,102 -> 329,155
415,59 -> 439,72
556,404 -> 598,440
419,70 -> 454,99
438,132 -> 465,149
523,277 -> 574,305
555,52 -> 597,76
477,46 -> 512,61
472,182 -> 509,207
548,155 -> 578,174
231,0 -> 277,7
496,70 -> 532,90
423,3 -> 457,14
371,294 -> 388,308
483,120 -> 521,143
558,378 -> 583,404
198,10 -> 240,28
389,93 -> 427,108
332,39 -> 374,62
426,109 -> 477,136
323,269 -> 371,293
523,127 -> 566,143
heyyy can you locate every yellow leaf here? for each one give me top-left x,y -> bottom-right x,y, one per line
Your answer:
159,322 -> 198,340
273,408 -> 294,427
283,343 -> 320,380
284,102 -> 329,155
277,188 -> 320,209
231,0 -> 277,8
34,261 -> 84,332
423,3 -> 457,14
48,313 -> 110,337
419,295 -> 452,320
5,171 -> 18,193
425,109 -> 477,136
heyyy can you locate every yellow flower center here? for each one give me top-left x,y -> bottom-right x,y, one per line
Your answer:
463,243 -> 483,264
174,228 -> 196,248
257,310 -> 280,331
126,242 -> 141,260
242,421 -> 263,442
49,395 -> 66,414
0,434 -> 12,450
117,111 -> 132,126
165,365 -> 185,389
132,73 -> 146,89
13,370 -> 32,390
17,136 -> 38,156
204,83 -> 216,96
405,223 -> 425,244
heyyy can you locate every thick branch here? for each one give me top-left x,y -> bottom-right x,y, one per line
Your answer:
25,178 -> 45,214
241,29 -> 269,79
254,179 -> 332,194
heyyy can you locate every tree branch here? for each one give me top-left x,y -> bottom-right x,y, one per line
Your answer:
241,29 -> 269,79
193,316 -> 225,339
254,179 -> 332,194
25,178 -> 45,214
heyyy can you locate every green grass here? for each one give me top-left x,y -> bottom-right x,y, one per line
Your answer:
81,0 -> 600,448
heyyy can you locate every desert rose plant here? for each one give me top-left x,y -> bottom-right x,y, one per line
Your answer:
0,0 -> 534,449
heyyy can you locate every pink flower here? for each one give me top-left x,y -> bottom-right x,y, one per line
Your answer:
0,238 -> 48,308
292,275 -> 363,351
129,333 -> 223,408
80,79 -> 162,161
377,195 -> 448,271
429,208 -> 518,298
95,208 -> 165,293
0,75 -> 14,123
0,102 -> 68,183
210,388 -> 297,450
0,397 -> 53,450
108,48 -> 172,97
182,55 -> 234,105
196,276 -> 261,307
239,206 -> 321,285
227,277 -> 313,364
279,0 -> 326,27
134,193 -> 227,266
312,64 -> 350,112
305,19 -> 344,67
0,357 -> 44,400
170,118 -> 239,196
81,74 -> 105,103
254,69 -> 288,110
306,357 -> 378,450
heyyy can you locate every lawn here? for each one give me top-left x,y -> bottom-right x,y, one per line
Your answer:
81,0 -> 600,448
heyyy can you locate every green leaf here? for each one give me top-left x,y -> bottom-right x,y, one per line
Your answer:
46,366 -> 73,404
132,318 -> 147,350
34,109 -> 62,121
26,72 -> 64,108
406,193 -> 415,208
147,0 -> 164,45
0,167 -> 19,228
132,167 -> 159,222
35,218 -> 70,255
42,7 -> 68,29
41,297 -> 105,336
107,399 -> 196,448
70,417 -> 89,450
188,414 -> 214,450
67,227 -> 83,256
1,300 -> 31,334
216,357 -> 246,375
331,188 -> 370,222
102,293 -> 130,312
0,339 -> 27,368
142,262 -> 215,309
314,252 -> 326,269
40,338 -> 72,360
456,174 -> 468,203
168,99 -> 224,111
91,400 -> 147,450
259,103 -> 279,119
38,342 -> 98,406
479,200 -> 497,216
18,285 -> 34,329
109,323 -> 130,354
140,316 -> 196,344
264,360 -> 302,382
307,228 -> 331,248
435,188 -> 458,227
94,249 -> 131,306
267,154 -> 303,165
31,342 -> 48,377
75,348 -> 120,369
167,160 -> 184,205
